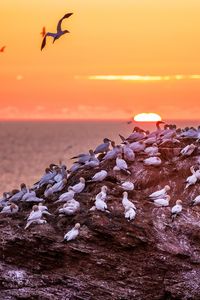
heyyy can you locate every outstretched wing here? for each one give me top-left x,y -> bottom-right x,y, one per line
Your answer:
41,32 -> 56,51
57,13 -> 73,32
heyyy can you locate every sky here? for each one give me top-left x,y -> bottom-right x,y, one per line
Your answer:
0,0 -> 200,120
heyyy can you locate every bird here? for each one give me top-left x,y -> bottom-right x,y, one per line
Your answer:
148,185 -> 170,199
40,26 -> 46,37
191,195 -> 200,206
88,170 -> 108,182
56,187 -> 75,203
95,186 -> 108,202
180,144 -> 196,156
185,173 -> 198,189
25,205 -> 50,229
122,191 -> 136,211
153,195 -> 170,207
41,13 -> 73,50
143,156 -> 162,166
59,200 -> 80,216
70,177 -> 85,193
93,194 -> 108,212
0,46 -> 6,53
0,203 -> 18,214
124,207 -> 136,221
64,223 -> 81,242
120,181 -> 134,191
113,154 -> 131,174
171,200 -> 182,220
94,138 -> 111,154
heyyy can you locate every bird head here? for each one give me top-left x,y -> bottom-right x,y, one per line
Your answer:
75,223 -> 81,229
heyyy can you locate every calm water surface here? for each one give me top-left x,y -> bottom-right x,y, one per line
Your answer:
0,120 -> 199,194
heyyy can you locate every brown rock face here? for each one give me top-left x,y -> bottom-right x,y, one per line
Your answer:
1,141 -> 200,299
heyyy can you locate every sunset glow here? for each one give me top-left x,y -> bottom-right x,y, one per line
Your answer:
134,113 -> 162,122
0,1 -> 200,120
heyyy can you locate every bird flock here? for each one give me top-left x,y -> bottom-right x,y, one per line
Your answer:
0,121 -> 200,242
1,12 -> 73,53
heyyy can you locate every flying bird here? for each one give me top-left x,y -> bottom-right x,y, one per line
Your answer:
40,27 -> 46,38
0,46 -> 6,53
41,13 -> 73,50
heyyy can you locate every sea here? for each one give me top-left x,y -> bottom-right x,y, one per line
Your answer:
0,120 -> 199,194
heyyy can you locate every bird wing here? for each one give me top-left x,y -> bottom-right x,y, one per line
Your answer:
57,13 -> 73,32
41,33 -> 56,51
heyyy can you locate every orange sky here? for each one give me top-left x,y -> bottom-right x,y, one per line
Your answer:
0,0 -> 200,120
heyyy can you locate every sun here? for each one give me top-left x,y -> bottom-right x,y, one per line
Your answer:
134,113 -> 162,122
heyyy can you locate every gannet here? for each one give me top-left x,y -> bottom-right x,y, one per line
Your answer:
121,181 -> 134,191
71,150 -> 94,164
38,203 -> 49,212
102,142 -> 122,160
41,13 -> 73,50
56,187 -> 75,202
144,144 -> 159,157
124,207 -> 136,221
181,144 -> 196,156
153,195 -> 170,207
191,195 -> 200,206
70,177 -> 85,193
122,191 -> 136,210
195,170 -> 200,180
95,186 -> 108,202
59,200 -> 80,215
171,200 -> 182,219
84,154 -> 100,168
44,184 -> 54,198
144,136 -> 158,145
94,138 -> 111,154
37,168 -> 57,187
123,142 -> 135,161
113,154 -> 131,174
64,223 -> 80,242
9,184 -> 27,202
0,203 -> 19,214
129,141 -> 145,153
0,192 -> 10,206
0,46 -> 6,53
69,163 -> 82,173
90,192 -> 108,212
185,173 -> 197,189
50,178 -> 67,193
144,156 -> 162,166
25,205 -> 50,229
125,127 -> 146,142
22,188 -> 36,201
148,185 -> 170,199
89,170 -> 108,182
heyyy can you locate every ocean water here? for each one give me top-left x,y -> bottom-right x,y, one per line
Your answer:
0,120 -> 199,194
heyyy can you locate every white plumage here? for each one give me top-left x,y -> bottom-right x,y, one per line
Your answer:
64,223 -> 80,241
149,185 -> 170,199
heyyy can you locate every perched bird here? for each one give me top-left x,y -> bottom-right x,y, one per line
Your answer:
153,195 -> 170,207
123,142 -> 135,162
92,194 -> 108,212
148,185 -> 170,199
113,154 -> 131,174
50,178 -> 67,194
0,46 -> 6,53
25,205 -> 50,229
94,138 -> 111,154
124,207 -> 136,221
22,188 -> 36,201
144,156 -> 162,166
70,177 -> 85,193
41,13 -> 73,50
185,172 -> 198,189
59,200 -> 80,215
121,181 -> 134,191
9,183 -> 27,202
0,203 -> 18,214
181,144 -> 196,156
88,170 -> 108,182
171,200 -> 182,220
40,26 -> 46,37
122,191 -> 136,210
64,223 -> 80,242
56,187 -> 75,203
144,144 -> 160,157
95,186 -> 108,202
191,195 -> 200,206
102,142 -> 122,160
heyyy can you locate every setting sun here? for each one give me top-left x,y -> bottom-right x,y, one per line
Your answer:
134,113 -> 162,122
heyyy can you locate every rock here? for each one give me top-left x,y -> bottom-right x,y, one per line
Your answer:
1,136 -> 200,299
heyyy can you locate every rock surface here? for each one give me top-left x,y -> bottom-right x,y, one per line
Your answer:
1,139 -> 200,300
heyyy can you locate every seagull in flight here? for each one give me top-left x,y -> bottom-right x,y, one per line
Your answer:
41,13 -> 73,51
40,27 -> 46,38
0,46 -> 6,53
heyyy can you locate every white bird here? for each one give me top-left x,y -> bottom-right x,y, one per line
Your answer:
24,195 -> 44,203
59,200 -> 80,215
124,207 -> 136,221
64,223 -> 81,242
122,191 -> 136,210
191,195 -> 200,206
50,178 -> 67,193
113,154 -> 131,174
41,13 -> 73,50
123,143 -> 135,161
102,142 -> 122,160
38,203 -> 49,212
144,144 -> 159,157
89,170 -> 108,182
0,203 -> 19,214
185,173 -> 197,189
144,156 -> 162,166
56,187 -> 75,203
92,194 -> 108,212
149,185 -> 170,199
25,205 -> 51,229
129,141 -> 145,153
153,195 -> 170,207
70,177 -> 85,193
171,200 -> 182,219
9,184 -> 27,202
121,181 -> 134,191
95,186 -> 108,202
44,184 -> 54,198
181,144 -> 196,156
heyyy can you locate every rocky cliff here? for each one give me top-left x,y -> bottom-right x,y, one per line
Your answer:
1,136 -> 200,300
